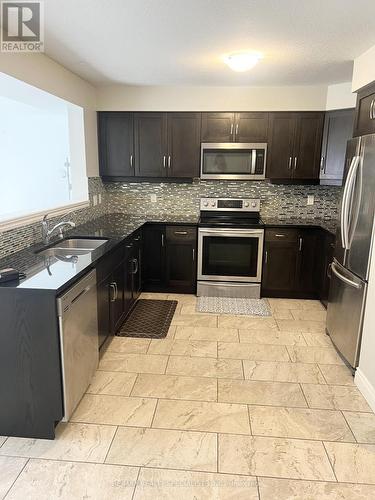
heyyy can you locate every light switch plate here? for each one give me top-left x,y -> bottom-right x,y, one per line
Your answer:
98,193 -> 102,204
92,194 -> 98,206
150,194 -> 157,203
307,195 -> 314,206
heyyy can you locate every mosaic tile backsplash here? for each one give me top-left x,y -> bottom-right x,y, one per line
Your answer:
0,177 -> 341,259
106,179 -> 341,221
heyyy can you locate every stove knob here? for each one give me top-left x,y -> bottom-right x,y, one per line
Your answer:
211,202 -> 216,207
251,202 -> 257,208
244,202 -> 249,207
203,201 -> 209,207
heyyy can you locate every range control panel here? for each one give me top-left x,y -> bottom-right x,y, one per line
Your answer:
200,198 -> 260,212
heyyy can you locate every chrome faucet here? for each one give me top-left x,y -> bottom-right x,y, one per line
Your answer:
42,214 -> 76,244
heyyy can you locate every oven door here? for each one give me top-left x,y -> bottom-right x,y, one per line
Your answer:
198,228 -> 264,282
201,143 -> 267,180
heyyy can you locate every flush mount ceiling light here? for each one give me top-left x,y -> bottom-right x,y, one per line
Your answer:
223,52 -> 262,72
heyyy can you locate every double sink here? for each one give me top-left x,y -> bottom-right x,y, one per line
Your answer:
37,238 -> 109,257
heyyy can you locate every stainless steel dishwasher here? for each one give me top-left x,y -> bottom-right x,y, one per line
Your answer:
57,269 -> 99,421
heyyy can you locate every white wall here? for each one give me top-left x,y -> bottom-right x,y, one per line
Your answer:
325,82 -> 356,110
352,44 -> 375,92
96,84 -> 328,111
0,53 -> 99,176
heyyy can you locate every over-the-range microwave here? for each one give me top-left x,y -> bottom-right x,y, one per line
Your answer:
200,142 -> 267,180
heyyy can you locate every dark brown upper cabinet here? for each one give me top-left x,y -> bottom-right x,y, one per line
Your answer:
167,113 -> 201,177
134,112 -> 168,177
201,112 -> 269,143
267,112 -> 324,182
353,82 -> 375,137
98,112 -> 135,178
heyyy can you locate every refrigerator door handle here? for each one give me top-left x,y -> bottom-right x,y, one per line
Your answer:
341,157 -> 356,249
347,156 -> 363,249
341,156 -> 360,250
331,262 -> 361,289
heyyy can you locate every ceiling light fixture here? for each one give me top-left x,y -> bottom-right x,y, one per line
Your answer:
223,52 -> 262,72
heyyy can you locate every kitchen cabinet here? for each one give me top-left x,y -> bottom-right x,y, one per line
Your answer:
167,113 -> 201,177
267,112 -> 324,181
201,112 -> 269,143
320,109 -> 354,185
134,112 -> 167,177
317,230 -> 335,307
353,82 -> 375,137
98,112 -> 134,178
166,225 -> 197,293
142,223 -> 197,293
262,227 -> 320,298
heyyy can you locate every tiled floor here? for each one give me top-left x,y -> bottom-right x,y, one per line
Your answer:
1,294 -> 375,499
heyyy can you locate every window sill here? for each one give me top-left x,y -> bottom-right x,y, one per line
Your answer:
0,200 -> 90,233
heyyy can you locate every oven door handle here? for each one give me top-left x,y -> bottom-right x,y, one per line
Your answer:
199,228 -> 264,236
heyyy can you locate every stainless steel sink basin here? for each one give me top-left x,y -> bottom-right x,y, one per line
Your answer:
37,238 -> 109,257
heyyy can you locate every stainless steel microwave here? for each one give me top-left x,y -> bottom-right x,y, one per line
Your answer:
200,143 -> 267,180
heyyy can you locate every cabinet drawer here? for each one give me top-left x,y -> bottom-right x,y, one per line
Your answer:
96,244 -> 125,283
265,228 -> 298,242
166,225 -> 196,242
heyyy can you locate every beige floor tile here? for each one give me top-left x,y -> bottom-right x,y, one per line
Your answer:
0,436 -> 6,447
0,423 -> 116,463
277,320 -> 326,334
302,332 -> 333,347
106,337 -> 151,354
218,342 -> 289,361
134,468 -> 259,500
179,304 -> 205,315
324,442 -> 375,484
218,379 -> 307,407
291,309 -> 327,321
301,384 -> 371,411
167,355 -> 243,379
318,365 -> 354,385
140,292 -> 170,300
249,406 -> 354,441
152,399 -> 251,435
167,293 -> 197,303
99,351 -> 168,374
243,360 -> 326,384
5,459 -> 138,500
131,373 -> 217,401
87,371 -> 137,396
269,299 -> 324,311
219,316 -> 278,330
344,412 -> 375,443
106,426 -> 217,472
239,330 -> 306,346
258,477 -> 375,500
70,394 -> 157,427
148,338 -> 217,357
272,310 -> 294,320
171,314 -> 218,327
175,326 -> 239,342
0,456 -> 28,499
219,434 -> 335,480
287,346 -> 343,364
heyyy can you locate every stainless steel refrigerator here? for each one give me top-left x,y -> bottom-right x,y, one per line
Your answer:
327,133 -> 375,370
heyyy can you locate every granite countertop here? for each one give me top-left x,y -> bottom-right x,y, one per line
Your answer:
0,213 -> 198,293
262,217 -> 338,235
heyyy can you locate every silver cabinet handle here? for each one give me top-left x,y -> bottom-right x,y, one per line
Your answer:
130,154 -> 133,168
235,123 -> 239,136
161,233 -> 165,247
192,248 -> 195,261
320,156 -> 325,173
299,237 -> 303,251
230,123 -> 234,137
265,250 -> 268,264
109,283 -> 116,302
275,233 -> 286,238
174,230 -> 188,235
370,99 -> 374,120
132,258 -> 138,275
168,155 -> 171,168
331,262 -> 361,289
163,155 -> 166,168
294,157 -> 298,170
288,157 -> 292,170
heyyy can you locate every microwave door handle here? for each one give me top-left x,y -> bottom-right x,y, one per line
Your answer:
251,149 -> 256,174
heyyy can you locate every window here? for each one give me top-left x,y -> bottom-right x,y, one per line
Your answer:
0,72 -> 88,228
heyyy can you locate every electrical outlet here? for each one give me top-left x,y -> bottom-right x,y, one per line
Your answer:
98,193 -> 102,204
92,194 -> 98,206
150,194 -> 157,203
307,195 -> 314,206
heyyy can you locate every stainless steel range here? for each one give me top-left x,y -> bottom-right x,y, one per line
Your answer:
197,198 -> 264,298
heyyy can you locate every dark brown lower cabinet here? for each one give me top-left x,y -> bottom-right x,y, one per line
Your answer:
317,230 -> 335,307
262,227 -> 321,299
142,223 -> 197,293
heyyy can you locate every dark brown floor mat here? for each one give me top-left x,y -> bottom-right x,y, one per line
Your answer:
117,299 -> 178,339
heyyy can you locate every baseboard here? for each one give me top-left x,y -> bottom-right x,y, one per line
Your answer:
355,368 -> 375,413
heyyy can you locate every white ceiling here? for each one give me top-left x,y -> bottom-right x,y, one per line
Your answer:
44,0 -> 375,86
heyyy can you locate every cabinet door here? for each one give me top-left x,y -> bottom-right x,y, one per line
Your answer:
201,112 -> 235,142
166,226 -> 197,293
142,224 -> 166,291
318,231 -> 335,307
320,109 -> 354,185
134,113 -> 167,177
97,278 -> 110,349
167,113 -> 201,177
292,113 -> 324,180
262,229 -> 299,296
123,247 -> 134,317
131,234 -> 142,300
110,261 -> 125,333
234,113 -> 269,142
354,85 -> 375,137
267,113 -> 296,179
98,112 -> 134,178
296,229 -> 319,297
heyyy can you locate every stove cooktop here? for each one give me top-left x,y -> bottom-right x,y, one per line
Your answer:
198,215 -> 265,229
